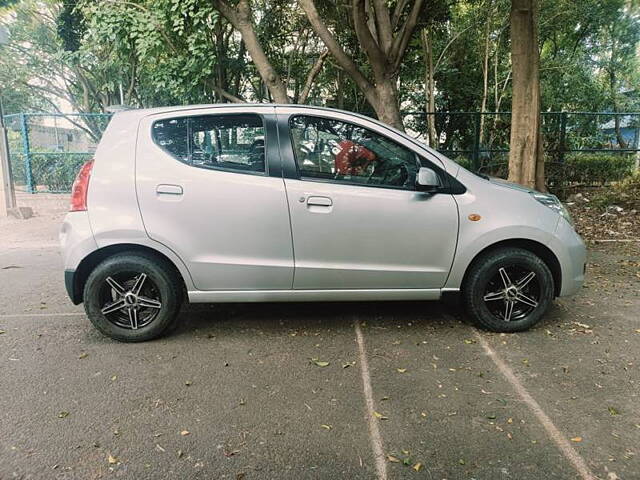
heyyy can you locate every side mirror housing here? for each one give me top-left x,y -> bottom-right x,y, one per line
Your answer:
416,167 -> 441,192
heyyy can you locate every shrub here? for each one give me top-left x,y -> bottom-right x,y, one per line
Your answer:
452,155 -> 472,169
30,154 -> 89,192
452,156 -> 509,178
559,153 -> 635,185
590,171 -> 640,209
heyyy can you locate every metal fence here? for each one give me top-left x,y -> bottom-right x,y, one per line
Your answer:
3,111 -> 639,194
402,111 -> 640,169
4,113 -> 112,193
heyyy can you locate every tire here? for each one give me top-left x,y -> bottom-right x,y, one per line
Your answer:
83,252 -> 182,342
462,247 -> 554,333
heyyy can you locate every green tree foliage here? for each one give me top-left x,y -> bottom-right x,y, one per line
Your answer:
57,0 -> 86,52
0,0 -> 638,129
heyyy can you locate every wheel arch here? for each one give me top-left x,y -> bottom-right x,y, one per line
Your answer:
70,243 -> 188,304
461,239 -> 562,297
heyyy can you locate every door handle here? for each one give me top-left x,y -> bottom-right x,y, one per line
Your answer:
156,184 -> 183,195
306,196 -> 332,207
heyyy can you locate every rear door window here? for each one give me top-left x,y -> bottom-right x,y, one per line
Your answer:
152,114 -> 266,174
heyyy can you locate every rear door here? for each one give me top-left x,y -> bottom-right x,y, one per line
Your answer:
277,109 -> 459,290
136,107 -> 294,291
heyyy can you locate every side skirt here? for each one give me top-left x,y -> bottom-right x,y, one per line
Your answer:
188,288 -> 447,303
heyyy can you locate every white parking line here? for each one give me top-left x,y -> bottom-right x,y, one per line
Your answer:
473,330 -> 597,480
354,319 -> 387,480
0,312 -> 84,318
0,243 -> 61,252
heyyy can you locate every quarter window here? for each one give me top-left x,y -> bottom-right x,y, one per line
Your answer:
289,115 -> 420,189
152,114 -> 266,173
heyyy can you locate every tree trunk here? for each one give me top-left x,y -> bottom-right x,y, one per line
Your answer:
298,50 -> 329,104
298,0 -> 424,132
213,0 -> 290,103
421,28 -> 437,147
336,70 -> 345,109
508,0 -> 544,191
371,78 -> 404,130
214,20 -> 228,103
479,2 -> 493,148
609,69 -> 628,149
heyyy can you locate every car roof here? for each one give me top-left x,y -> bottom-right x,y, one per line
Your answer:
114,103 -> 377,125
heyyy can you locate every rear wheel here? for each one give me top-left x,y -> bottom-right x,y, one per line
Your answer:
462,248 -> 554,332
83,253 -> 182,342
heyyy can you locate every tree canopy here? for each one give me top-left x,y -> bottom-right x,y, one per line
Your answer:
1,0 -> 638,128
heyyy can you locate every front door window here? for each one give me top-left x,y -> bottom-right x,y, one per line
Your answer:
289,115 -> 421,189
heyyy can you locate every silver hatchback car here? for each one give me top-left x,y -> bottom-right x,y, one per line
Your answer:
60,104 -> 586,342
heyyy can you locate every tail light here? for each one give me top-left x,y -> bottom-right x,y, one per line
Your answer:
69,159 -> 94,212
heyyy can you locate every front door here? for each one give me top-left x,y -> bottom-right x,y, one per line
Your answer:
136,107 -> 294,291
280,112 -> 459,290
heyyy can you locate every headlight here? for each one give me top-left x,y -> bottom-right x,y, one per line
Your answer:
531,192 -> 573,226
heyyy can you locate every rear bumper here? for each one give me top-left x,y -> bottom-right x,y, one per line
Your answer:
60,211 -> 97,305
65,269 -> 82,304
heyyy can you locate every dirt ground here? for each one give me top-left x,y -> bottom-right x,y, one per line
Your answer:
0,192 -> 69,249
0,193 -> 638,480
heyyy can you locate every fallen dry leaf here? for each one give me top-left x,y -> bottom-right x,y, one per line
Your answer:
311,358 -> 329,367
413,462 -> 423,472
373,411 -> 388,420
571,437 -> 583,442
396,368 -> 407,373
321,424 -> 332,430
180,430 -> 190,436
58,411 -> 69,418
387,455 -> 401,463
108,454 -> 118,464
78,352 -> 88,359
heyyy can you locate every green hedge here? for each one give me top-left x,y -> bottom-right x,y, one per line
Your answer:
452,153 -> 635,186
559,153 -> 635,185
30,154 -> 91,192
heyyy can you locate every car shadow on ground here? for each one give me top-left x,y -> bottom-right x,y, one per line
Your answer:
175,298 -> 466,337
79,297 -> 568,345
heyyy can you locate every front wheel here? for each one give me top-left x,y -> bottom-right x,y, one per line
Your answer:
462,248 -> 554,332
83,253 -> 182,342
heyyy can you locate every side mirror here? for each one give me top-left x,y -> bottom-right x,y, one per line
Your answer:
416,167 -> 441,192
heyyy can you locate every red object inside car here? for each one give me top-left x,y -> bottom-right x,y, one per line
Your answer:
335,140 -> 377,175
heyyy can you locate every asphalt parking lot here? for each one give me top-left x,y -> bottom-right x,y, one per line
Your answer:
1,195 -> 639,480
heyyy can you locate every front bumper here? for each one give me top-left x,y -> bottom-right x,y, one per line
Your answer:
551,218 -> 587,297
